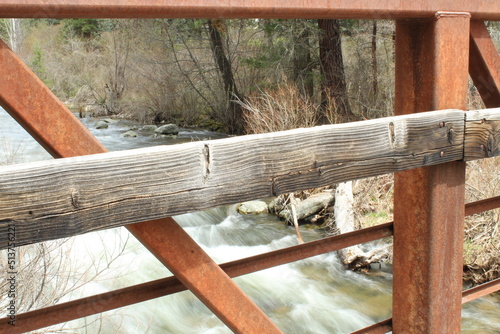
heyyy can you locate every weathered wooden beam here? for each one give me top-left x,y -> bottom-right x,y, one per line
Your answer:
0,0 -> 499,20
1,107 -> 499,249
0,109 -> 467,249
469,21 -> 500,108
465,108 -> 500,160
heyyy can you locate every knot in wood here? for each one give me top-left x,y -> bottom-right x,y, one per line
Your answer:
70,189 -> 80,209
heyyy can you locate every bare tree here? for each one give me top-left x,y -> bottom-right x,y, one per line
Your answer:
2,19 -> 22,54
207,19 -> 246,134
317,19 -> 355,124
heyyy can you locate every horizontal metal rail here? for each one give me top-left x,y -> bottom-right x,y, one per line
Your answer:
351,319 -> 393,334
462,278 -> 500,304
465,195 -> 500,216
0,0 -> 499,20
352,278 -> 500,334
0,223 -> 393,334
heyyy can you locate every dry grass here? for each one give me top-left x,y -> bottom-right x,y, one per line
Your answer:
463,157 -> 500,285
352,158 -> 499,285
239,82 -> 319,134
354,174 -> 394,230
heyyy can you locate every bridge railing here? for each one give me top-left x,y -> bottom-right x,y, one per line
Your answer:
0,108 -> 498,249
0,1 -> 499,333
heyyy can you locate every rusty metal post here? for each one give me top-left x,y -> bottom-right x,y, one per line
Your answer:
469,21 -> 500,108
0,39 -> 281,334
393,12 -> 470,333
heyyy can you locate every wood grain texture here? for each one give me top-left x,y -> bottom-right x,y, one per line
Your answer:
465,108 -> 500,160
0,109 -> 467,248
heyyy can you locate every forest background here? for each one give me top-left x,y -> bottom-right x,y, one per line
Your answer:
0,18 -> 498,284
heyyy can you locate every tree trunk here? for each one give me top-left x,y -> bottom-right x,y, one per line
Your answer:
291,21 -> 314,99
207,19 -> 245,135
4,19 -> 22,54
317,19 -> 355,124
371,21 -> 378,102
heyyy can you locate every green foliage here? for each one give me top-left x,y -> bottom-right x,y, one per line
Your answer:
0,20 -> 7,39
242,52 -> 284,69
30,45 -> 46,79
29,45 -> 55,88
165,19 -> 206,39
339,19 -> 358,36
63,19 -> 101,39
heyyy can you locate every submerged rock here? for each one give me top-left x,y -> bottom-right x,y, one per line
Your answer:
95,121 -> 109,129
122,130 -> 138,138
237,200 -> 269,215
142,125 -> 158,132
155,124 -> 179,135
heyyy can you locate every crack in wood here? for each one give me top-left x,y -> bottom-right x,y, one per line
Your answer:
203,144 -> 211,182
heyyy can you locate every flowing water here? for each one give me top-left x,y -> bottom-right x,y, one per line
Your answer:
0,108 -> 499,333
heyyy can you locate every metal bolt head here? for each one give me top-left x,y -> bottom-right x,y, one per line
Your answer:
440,151 -> 445,158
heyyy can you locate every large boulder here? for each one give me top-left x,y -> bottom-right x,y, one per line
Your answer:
155,124 -> 179,136
278,192 -> 334,222
95,121 -> 109,129
237,200 -> 269,215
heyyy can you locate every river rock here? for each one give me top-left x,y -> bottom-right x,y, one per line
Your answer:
279,192 -> 334,222
268,196 -> 287,214
122,130 -> 138,138
95,121 -> 109,129
155,124 -> 179,135
237,200 -> 269,215
142,125 -> 158,131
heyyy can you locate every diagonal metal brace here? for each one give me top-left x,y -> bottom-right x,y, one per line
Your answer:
0,38 -> 281,334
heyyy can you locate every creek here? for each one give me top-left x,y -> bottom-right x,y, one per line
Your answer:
0,108 -> 499,333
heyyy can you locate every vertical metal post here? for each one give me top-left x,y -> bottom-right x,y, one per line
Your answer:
393,12 -> 470,333
0,39 -> 282,334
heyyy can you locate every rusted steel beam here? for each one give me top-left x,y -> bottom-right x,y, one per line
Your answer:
465,195 -> 500,216
0,0 -> 499,20
350,319 -> 392,334
0,41 -> 107,157
0,274 -> 185,334
0,223 -> 394,334
0,38 -> 281,334
469,21 -> 500,108
462,278 -> 500,304
127,218 -> 282,333
393,12 -> 470,333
